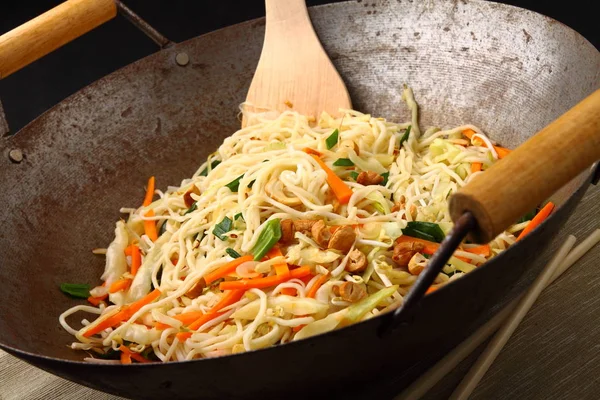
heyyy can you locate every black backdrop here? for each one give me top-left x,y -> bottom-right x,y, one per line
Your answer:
1,0 -> 598,133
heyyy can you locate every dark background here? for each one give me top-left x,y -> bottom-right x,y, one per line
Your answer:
1,0 -> 598,133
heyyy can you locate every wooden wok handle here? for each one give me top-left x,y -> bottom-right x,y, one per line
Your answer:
0,0 -> 116,79
450,89 -> 600,243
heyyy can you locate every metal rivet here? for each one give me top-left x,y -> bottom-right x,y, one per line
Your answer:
175,52 -> 189,66
9,149 -> 23,163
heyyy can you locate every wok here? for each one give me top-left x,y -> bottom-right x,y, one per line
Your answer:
0,0 -> 598,399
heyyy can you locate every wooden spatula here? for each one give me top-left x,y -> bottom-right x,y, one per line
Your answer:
244,0 -> 351,126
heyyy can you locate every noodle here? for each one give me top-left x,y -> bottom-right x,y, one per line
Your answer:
61,89 -> 526,362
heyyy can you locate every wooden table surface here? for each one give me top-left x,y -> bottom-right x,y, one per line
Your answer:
1,184 -> 598,400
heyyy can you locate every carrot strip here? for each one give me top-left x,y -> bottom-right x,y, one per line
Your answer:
219,267 -> 311,291
303,148 -> 322,156
463,129 -> 511,158
471,162 -> 482,173
155,311 -> 205,330
124,246 -> 133,256
120,351 -> 132,364
87,294 -> 107,306
494,146 -> 511,159
292,324 -> 304,332
426,286 -> 438,295
267,246 -> 290,278
129,244 -> 142,276
176,332 -> 193,341
280,288 -> 297,296
119,345 -> 150,363
464,244 -> 491,257
184,289 -> 246,333
109,278 -> 132,293
143,176 -> 155,207
517,202 -> 555,241
299,274 -> 314,285
144,210 -> 158,241
462,128 -> 482,145
204,255 -> 254,284
83,289 -> 162,337
395,236 -> 472,262
309,154 -> 353,204
306,273 -> 329,299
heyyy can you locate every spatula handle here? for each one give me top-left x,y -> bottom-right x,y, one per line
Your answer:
0,0 -> 116,79
450,89 -> 600,243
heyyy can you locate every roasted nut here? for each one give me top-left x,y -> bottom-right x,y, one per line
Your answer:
328,225 -> 356,253
346,249 -> 367,273
339,282 -> 367,303
357,171 -> 384,186
186,277 -> 206,298
408,253 -> 428,275
311,220 -> 331,248
280,219 -> 296,244
293,219 -> 317,233
391,196 -> 405,213
392,240 -> 425,267
409,204 -> 417,219
332,285 -> 340,297
184,185 -> 201,208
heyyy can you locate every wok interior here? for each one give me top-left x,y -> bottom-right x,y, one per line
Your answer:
0,0 -> 597,363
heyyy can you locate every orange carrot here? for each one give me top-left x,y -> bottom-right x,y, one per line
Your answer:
293,324 -> 304,332
464,244 -> 491,257
129,244 -> 142,276
176,332 -> 193,341
219,267 -> 311,291
471,162 -> 482,173
120,351 -> 132,364
494,146 -> 511,159
463,129 -> 511,159
306,273 -> 329,299
83,289 -> 162,338
395,235 -> 472,262
143,176 -> 155,207
175,289 -> 247,340
155,311 -> 205,330
462,129 -> 482,145
109,278 -> 132,293
517,202 -> 555,241
87,294 -> 107,306
119,345 -> 150,363
144,210 -> 158,241
303,148 -> 322,156
267,246 -> 290,278
204,255 -> 254,284
124,246 -> 133,256
426,286 -> 438,295
299,274 -> 314,285
309,154 -> 353,204
280,288 -> 297,296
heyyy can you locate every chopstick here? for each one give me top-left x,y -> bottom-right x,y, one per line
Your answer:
397,229 -> 600,400
448,235 -> 576,399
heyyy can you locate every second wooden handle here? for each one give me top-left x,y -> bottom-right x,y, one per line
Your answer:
450,89 -> 600,243
0,0 -> 117,79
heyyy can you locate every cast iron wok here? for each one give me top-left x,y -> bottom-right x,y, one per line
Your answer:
0,1 -> 598,399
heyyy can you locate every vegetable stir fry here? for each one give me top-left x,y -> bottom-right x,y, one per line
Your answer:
60,87 -> 553,363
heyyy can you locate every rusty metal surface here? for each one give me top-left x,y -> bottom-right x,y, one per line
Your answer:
0,97 -> 9,136
0,0 -> 598,398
